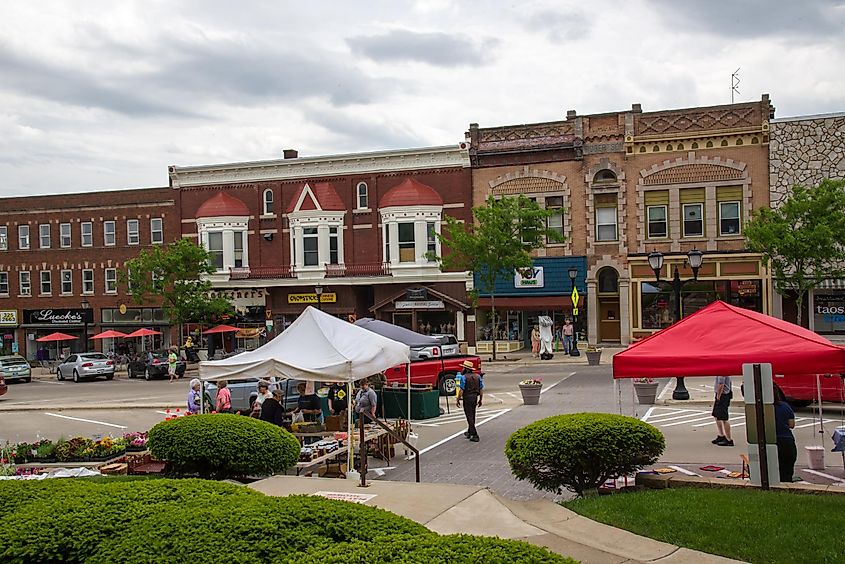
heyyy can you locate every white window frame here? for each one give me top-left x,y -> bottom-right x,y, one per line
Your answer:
150,218 -> 163,244
0,272 -> 8,296
263,189 -> 274,215
287,213 -> 345,272
82,269 -> 94,295
595,206 -> 618,242
0,226 -> 7,251
19,271 -> 31,296
18,225 -> 30,250
233,231 -> 245,268
646,205 -> 668,239
329,227 -> 340,265
302,227 -> 319,267
39,224 -> 51,249
356,182 -> 369,210
39,270 -> 51,295
207,231 -> 224,271
81,222 -> 93,247
682,203 -> 704,237
719,201 -> 741,236
545,196 -> 565,243
379,205 -> 442,268
60,269 -> 73,295
60,223 -> 72,248
104,220 -> 116,246
105,268 -> 117,294
127,219 -> 140,245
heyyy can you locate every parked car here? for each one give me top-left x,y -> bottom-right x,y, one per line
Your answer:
204,378 -> 303,413
384,354 -> 482,396
432,334 -> 460,357
128,351 -> 187,381
0,375 -> 7,397
56,353 -> 115,382
0,355 -> 32,383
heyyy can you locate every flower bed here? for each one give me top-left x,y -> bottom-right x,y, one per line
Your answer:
3,435 -> 132,466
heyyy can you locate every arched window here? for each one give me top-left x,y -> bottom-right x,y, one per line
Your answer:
594,169 -> 617,183
263,189 -> 274,215
357,182 -> 369,209
598,268 -> 619,294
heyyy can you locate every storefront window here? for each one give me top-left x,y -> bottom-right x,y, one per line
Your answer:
641,282 -> 674,329
813,293 -> 845,334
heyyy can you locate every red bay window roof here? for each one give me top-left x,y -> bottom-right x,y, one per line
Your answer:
287,182 -> 345,213
380,178 -> 443,208
196,192 -> 250,217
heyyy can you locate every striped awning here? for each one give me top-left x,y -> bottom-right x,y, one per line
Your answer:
817,279 -> 845,290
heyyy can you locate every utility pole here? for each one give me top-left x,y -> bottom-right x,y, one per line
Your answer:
731,68 -> 741,104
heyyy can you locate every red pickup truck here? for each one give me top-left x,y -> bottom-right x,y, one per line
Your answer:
775,373 -> 845,407
384,355 -> 482,396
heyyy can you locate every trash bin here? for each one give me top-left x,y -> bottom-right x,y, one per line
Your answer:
806,445 -> 825,470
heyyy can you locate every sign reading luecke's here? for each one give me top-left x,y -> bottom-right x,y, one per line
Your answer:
24,309 -> 94,325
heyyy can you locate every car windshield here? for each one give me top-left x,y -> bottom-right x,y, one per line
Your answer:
0,357 -> 27,366
81,353 -> 108,360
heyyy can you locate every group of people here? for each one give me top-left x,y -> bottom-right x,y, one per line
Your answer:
530,319 -> 575,357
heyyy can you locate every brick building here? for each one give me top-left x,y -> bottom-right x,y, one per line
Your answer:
169,145 -> 476,346
0,188 -> 180,360
467,95 -> 775,347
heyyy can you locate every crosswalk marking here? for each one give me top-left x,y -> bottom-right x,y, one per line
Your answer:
662,415 -> 719,427
412,408 -> 509,427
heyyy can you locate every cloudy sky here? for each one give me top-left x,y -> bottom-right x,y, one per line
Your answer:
1,0 -> 843,197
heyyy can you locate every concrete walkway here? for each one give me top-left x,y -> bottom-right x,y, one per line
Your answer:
250,475 -> 743,564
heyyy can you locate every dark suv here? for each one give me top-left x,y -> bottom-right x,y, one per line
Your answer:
128,351 -> 187,381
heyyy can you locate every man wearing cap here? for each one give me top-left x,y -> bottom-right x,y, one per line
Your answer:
455,360 -> 483,442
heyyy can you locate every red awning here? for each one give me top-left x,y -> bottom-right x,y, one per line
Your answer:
476,296 -> 573,309
613,300 -> 845,379
204,324 -> 240,334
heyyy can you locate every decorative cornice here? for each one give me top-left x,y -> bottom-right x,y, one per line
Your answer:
169,145 -> 470,188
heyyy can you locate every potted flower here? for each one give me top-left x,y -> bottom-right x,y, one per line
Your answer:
518,378 -> 543,405
586,346 -> 603,366
633,378 -> 659,404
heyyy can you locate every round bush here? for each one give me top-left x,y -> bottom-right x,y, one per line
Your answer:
147,413 -> 300,478
505,412 -> 665,496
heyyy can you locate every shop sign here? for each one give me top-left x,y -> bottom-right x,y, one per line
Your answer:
395,300 -> 445,310
514,267 -> 544,289
736,280 -> 759,297
0,310 -> 18,326
287,293 -> 337,304
815,294 -> 845,316
210,288 -> 267,308
25,308 -> 94,325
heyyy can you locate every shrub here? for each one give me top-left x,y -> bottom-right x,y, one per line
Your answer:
505,412 -> 665,496
147,413 -> 300,479
0,479 -> 568,563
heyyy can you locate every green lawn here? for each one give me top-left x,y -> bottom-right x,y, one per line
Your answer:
566,488 -> 845,564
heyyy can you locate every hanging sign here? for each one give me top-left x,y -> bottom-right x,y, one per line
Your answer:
287,293 -> 337,304
395,300 -> 444,310
514,266 -> 544,288
0,310 -> 18,326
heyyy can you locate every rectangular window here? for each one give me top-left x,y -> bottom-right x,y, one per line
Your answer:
595,202 -> 618,242
426,222 -> 436,261
646,206 -> 668,238
0,226 -> 7,251
357,182 -> 368,209
150,218 -> 163,244
329,227 -> 339,265
127,219 -> 140,245
683,203 -> 704,237
545,196 -> 564,242
0,272 -> 8,295
60,270 -> 72,294
82,269 -> 94,294
19,271 -> 31,296
105,268 -> 117,294
384,225 -> 390,263
39,224 -> 50,248
233,231 -> 244,268
40,271 -> 51,295
104,221 -> 116,246
81,222 -> 93,247
18,225 -> 29,250
719,202 -> 741,235
303,227 -> 318,266
398,222 -> 416,263
208,232 -> 224,270
60,223 -> 72,247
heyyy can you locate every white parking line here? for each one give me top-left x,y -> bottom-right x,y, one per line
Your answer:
693,416 -> 745,428
794,419 -> 836,429
416,408 -> 511,456
44,412 -> 127,429
413,409 -> 507,428
801,468 -> 845,482
540,372 -> 576,395
669,465 -> 700,477
661,415 -> 718,427
647,410 -> 708,423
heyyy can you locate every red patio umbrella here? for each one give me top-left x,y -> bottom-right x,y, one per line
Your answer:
125,328 -> 162,337
36,332 -> 77,342
90,330 -> 128,339
203,324 -> 240,334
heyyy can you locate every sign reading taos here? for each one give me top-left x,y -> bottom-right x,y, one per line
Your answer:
287,293 -> 337,304
514,266 -> 544,288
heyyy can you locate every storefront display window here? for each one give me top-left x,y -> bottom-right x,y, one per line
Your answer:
641,282 -> 674,329
813,293 -> 845,334
641,279 -> 763,330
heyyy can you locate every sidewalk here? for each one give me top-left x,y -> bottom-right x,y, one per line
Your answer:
478,346 -> 624,367
251,475 -> 742,563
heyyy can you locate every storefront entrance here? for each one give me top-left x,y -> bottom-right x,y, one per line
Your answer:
597,268 -> 621,343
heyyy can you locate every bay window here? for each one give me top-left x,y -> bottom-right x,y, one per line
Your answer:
398,223 -> 416,263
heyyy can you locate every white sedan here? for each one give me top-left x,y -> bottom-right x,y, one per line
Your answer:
57,353 -> 116,383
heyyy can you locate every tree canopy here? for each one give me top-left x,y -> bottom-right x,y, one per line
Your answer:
122,238 -> 232,326
745,179 -> 845,326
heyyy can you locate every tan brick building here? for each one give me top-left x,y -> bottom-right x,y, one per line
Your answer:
468,95 -> 775,348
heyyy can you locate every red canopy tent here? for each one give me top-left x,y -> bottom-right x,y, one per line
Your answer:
613,300 -> 845,379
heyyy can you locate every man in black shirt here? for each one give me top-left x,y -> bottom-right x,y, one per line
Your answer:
327,382 -> 348,415
293,382 -> 323,422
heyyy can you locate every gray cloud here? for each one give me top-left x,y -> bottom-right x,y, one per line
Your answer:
302,106 -> 426,152
525,9 -> 591,43
347,30 -> 497,67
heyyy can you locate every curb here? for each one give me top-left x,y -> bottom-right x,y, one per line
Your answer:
0,403 -> 183,412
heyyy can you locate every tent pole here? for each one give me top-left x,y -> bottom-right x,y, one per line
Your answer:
347,381 -> 353,477
407,363 -> 411,426
817,374 -> 825,441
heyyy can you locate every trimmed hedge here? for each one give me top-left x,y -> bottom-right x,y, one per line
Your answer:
0,479 -> 572,563
505,412 -> 665,496
147,413 -> 300,478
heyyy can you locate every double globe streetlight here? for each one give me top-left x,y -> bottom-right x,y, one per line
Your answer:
646,248 -> 704,401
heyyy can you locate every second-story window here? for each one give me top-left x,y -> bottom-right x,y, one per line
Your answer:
19,271 -> 31,296
0,272 -> 8,296
81,222 -> 93,247
683,204 -> 704,237
127,219 -> 140,245
398,223 -> 416,262
545,196 -> 564,242
233,232 -> 244,268
329,227 -> 339,265
105,268 -> 117,294
18,225 -> 29,250
82,269 -> 94,294
595,194 -> 618,242
426,222 -> 437,262
104,221 -> 116,246
647,206 -> 668,238
150,218 -> 163,244
263,189 -> 274,215
40,271 -> 51,294
60,223 -> 71,248
61,270 -> 72,294
208,232 -> 224,270
717,186 -> 743,236
303,228 -> 319,267
0,226 -> 7,251
357,182 -> 368,209
39,224 -> 51,249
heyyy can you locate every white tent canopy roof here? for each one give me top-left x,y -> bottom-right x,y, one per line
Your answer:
198,306 -> 410,382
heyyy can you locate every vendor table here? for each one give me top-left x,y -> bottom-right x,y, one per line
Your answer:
293,427 -> 388,476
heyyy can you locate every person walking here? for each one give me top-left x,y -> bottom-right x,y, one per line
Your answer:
562,319 -> 574,355
354,378 -> 378,421
455,360 -> 483,442
530,325 -> 541,358
215,380 -> 232,413
711,375 -> 734,446
774,386 -> 797,482
187,378 -> 202,414
168,346 -> 179,383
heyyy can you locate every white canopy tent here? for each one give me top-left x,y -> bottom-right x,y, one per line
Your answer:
198,306 -> 411,477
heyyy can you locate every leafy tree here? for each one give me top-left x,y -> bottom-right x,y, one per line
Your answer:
122,238 -> 232,333
745,179 -> 845,326
430,195 -> 564,359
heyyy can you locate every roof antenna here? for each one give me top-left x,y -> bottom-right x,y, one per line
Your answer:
731,68 -> 741,104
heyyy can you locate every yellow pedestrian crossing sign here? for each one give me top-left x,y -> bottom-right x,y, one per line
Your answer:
571,286 -> 580,308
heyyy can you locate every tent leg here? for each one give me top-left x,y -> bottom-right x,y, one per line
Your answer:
347,381 -> 353,477
406,363 -> 411,426
817,374 -> 825,440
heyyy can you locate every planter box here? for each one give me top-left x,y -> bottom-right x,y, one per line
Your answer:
586,350 -> 602,366
519,384 -> 542,405
634,383 -> 659,405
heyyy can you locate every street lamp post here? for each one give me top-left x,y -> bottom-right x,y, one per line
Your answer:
647,248 -> 703,400
315,283 -> 324,312
80,298 -> 90,353
568,266 -> 580,357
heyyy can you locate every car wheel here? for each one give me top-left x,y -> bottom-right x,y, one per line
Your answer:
24,377 -> 32,383
106,373 -> 114,381
73,370 -> 80,383
57,368 -> 63,381
144,368 -> 151,381
787,399 -> 813,409
438,373 -> 457,396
